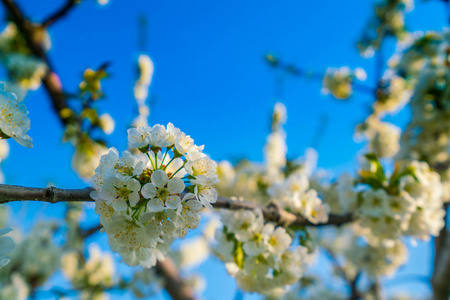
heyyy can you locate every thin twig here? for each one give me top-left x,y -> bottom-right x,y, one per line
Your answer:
264,56 -> 377,96
42,0 -> 78,28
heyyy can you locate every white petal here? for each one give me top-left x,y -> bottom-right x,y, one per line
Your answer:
165,195 -> 181,210
127,178 -> 141,191
147,198 -> 165,212
129,192 -> 140,207
112,199 -> 127,211
141,183 -> 157,199
151,170 -> 169,188
167,177 -> 185,194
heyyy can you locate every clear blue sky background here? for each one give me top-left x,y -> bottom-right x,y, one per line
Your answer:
0,0 -> 447,299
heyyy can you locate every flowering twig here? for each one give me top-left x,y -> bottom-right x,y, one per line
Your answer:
264,55 -> 376,96
0,184 -> 354,227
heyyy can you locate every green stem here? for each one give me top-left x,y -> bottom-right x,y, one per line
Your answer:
161,148 -> 169,168
170,166 -> 184,179
163,157 -> 175,171
146,152 -> 156,170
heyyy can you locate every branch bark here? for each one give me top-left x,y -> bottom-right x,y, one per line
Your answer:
431,204 -> 449,300
0,184 -> 354,227
155,258 -> 198,300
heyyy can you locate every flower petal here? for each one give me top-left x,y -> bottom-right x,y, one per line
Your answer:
129,192 -> 140,207
165,195 -> 181,210
147,198 -> 165,212
111,199 -> 127,211
151,170 -> 169,188
167,177 -> 185,194
141,183 -> 157,199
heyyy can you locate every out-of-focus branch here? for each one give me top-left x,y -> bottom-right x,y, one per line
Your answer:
0,184 -> 355,227
431,204 -> 449,300
81,224 -> 103,238
42,0 -> 78,28
1,0 -> 71,125
155,258 -> 198,300
349,273 -> 362,300
324,247 -> 362,300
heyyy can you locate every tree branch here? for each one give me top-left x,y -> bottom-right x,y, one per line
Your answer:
1,0 -> 71,125
0,184 -> 354,227
155,258 -> 198,300
0,184 -> 92,204
42,0 -> 78,28
431,204 -> 449,300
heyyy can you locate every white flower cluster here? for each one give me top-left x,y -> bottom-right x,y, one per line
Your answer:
1,223 -> 61,288
270,173 -> 329,224
4,54 -> 47,91
214,209 -> 310,296
0,227 -> 14,269
132,54 -> 154,127
0,273 -> 29,300
72,138 -> 109,180
357,0 -> 413,57
344,238 -> 408,278
356,159 -> 446,241
317,225 -> 408,280
0,23 -> 48,90
355,116 -> 401,159
0,83 -> 32,148
91,123 -> 219,268
62,245 -> 115,299
321,67 -> 366,99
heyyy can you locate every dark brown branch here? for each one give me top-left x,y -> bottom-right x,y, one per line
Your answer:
431,204 -> 449,300
0,184 -> 92,204
42,0 -> 78,28
81,224 -> 103,238
1,0 -> 71,125
0,184 -> 355,227
155,258 -> 198,300
349,273 -> 362,300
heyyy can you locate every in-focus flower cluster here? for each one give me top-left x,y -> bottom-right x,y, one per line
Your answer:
0,83 -> 32,148
92,123 -> 219,268
214,209 -> 310,296
321,67 -> 367,99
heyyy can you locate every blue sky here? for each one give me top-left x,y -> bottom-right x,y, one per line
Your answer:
0,0 -> 447,299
